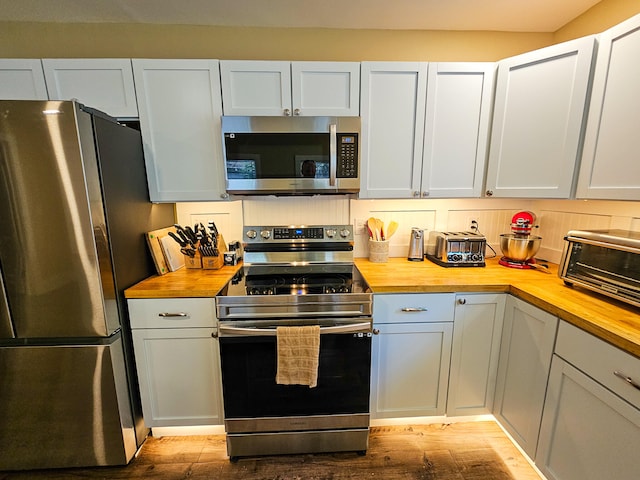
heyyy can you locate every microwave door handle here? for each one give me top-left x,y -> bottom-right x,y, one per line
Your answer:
329,123 -> 337,187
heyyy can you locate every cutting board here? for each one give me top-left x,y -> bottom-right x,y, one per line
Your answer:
159,235 -> 185,272
146,226 -> 177,275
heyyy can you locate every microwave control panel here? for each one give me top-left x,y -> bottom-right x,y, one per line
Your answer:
337,133 -> 358,178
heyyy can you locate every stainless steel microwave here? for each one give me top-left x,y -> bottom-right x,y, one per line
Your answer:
221,116 -> 360,195
559,229 -> 640,308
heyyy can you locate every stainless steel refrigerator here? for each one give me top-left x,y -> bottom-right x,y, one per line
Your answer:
0,100 -> 175,470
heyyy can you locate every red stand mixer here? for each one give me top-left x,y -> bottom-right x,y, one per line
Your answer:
498,211 -> 543,269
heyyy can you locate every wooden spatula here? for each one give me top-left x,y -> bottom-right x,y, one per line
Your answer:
386,220 -> 399,239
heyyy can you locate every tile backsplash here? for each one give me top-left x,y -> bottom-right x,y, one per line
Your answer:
176,197 -> 640,264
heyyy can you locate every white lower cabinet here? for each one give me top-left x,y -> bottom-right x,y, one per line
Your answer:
370,293 -> 454,418
536,321 -> 640,480
128,298 -> 223,427
493,296 -> 558,458
447,293 -> 505,416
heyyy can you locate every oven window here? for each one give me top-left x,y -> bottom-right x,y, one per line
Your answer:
224,133 -> 330,179
567,243 -> 640,291
220,334 -> 371,418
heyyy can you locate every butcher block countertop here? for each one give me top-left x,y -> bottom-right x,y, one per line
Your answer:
125,264 -> 243,298
356,257 -> 640,359
125,258 -> 640,358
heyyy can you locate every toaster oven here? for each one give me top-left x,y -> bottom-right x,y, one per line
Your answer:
426,231 -> 486,267
559,229 -> 640,307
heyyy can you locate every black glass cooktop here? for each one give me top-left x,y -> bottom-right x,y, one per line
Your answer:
221,264 -> 369,296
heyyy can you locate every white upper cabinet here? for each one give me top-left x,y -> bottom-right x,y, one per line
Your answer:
220,60 -> 360,116
291,62 -> 360,116
486,36 -> 596,198
421,63 -> 495,198
0,59 -> 48,100
577,14 -> 640,200
132,59 -> 227,202
360,62 -> 494,199
42,59 -> 138,118
359,62 -> 427,198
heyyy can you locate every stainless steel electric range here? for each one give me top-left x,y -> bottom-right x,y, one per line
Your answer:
216,224 -> 373,461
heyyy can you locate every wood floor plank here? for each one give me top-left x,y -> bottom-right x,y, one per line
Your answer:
0,422 -> 542,480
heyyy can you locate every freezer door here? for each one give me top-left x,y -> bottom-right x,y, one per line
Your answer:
0,100 -> 113,338
0,335 -> 138,470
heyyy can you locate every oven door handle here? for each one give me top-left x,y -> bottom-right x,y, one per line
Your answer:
218,322 -> 371,337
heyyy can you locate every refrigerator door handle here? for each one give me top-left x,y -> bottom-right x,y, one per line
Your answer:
0,266 -> 16,339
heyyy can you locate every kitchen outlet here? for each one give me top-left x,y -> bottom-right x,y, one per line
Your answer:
355,218 -> 367,234
468,218 -> 479,232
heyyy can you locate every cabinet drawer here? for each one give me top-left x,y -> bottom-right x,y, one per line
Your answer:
128,298 -> 216,329
373,293 -> 455,323
556,321 -> 640,408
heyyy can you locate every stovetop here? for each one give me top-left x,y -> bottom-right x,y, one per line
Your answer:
221,264 -> 369,297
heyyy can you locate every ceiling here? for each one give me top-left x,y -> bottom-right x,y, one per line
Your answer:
0,0 -> 603,33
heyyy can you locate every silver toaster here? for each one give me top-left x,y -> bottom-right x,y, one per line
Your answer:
426,231 -> 486,267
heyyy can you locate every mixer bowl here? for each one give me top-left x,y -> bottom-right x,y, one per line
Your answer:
500,234 -> 542,262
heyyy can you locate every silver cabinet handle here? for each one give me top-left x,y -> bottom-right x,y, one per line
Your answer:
158,312 -> 189,318
457,298 -> 467,305
614,371 -> 640,391
283,108 -> 291,116
400,307 -> 428,312
294,108 -> 301,116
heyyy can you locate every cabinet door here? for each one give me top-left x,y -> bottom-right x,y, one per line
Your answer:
421,63 -> 495,198
486,36 -> 595,198
370,322 -> 453,418
220,60 -> 291,116
291,61 -> 360,116
447,293 -> 505,416
132,59 -> 227,202
493,296 -> 558,458
42,59 -> 138,118
132,328 -> 223,427
577,15 -> 640,200
536,357 -> 640,480
359,62 -> 427,198
0,59 -> 48,100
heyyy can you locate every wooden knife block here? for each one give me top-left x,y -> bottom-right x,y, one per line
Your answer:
201,234 -> 227,270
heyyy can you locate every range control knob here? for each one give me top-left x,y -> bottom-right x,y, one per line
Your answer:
326,229 -> 337,238
340,228 -> 351,238
246,229 -> 257,239
260,229 -> 271,239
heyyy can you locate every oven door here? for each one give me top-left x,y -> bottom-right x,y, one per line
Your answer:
218,319 -> 372,433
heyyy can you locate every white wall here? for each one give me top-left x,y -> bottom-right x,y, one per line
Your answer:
176,197 -> 640,263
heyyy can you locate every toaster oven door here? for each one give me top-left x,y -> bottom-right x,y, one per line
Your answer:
560,240 -> 640,307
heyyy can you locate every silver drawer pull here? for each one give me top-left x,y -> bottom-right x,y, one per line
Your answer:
401,307 -> 428,312
614,371 -> 640,391
158,312 -> 189,318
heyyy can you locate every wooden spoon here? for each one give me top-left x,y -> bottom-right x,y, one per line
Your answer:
367,217 -> 379,241
386,220 -> 399,239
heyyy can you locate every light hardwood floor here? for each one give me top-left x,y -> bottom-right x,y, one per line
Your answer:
0,421 -> 542,479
